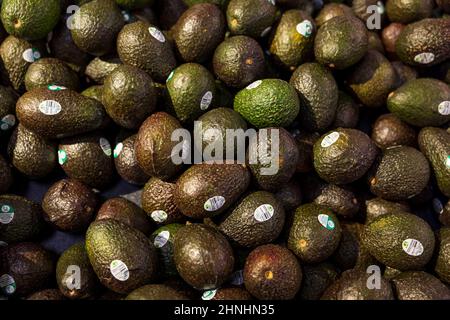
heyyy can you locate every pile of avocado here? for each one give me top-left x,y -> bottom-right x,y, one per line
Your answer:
1,0 -> 450,301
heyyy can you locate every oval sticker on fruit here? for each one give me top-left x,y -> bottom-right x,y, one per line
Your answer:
0,114 -> 15,131
204,196 -> 225,212
402,239 -> 424,257
321,132 -> 340,148
0,205 -> 14,225
39,100 -> 62,115
254,204 -> 274,222
0,274 -> 16,295
318,214 -> 335,230
154,231 -> 170,248
148,26 -> 166,43
414,52 -> 435,64
296,20 -> 313,38
110,260 -> 129,281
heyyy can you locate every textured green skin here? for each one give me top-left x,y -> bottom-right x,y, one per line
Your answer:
174,3 -> 225,63
288,203 -> 341,264
115,0 -> 153,9
0,195 -> 43,243
114,135 -> 149,185
248,128 -> 299,191
210,287 -> 253,300
392,271 -> 450,300
1,0 -> 60,40
213,36 -> 265,88
332,91 -> 359,128
126,284 -> 188,300
270,10 -> 316,70
243,244 -> 302,300
7,124 -> 56,178
386,0 -> 434,24
365,197 -> 410,224
97,197 -> 152,235
142,178 -> 184,225
234,79 -> 300,128
16,88 -> 105,139
226,0 -> 277,39
103,65 -> 157,129
174,224 -> 234,290
135,112 -> 183,180
81,85 -> 103,102
290,63 -> 338,131
387,78 -> 450,127
298,262 -> 338,300
117,21 -> 176,82
27,289 -> 65,300
59,133 -> 114,189
219,191 -> 285,248
418,127 -> 450,197
396,19 -> 450,67
1,243 -> 54,296
321,269 -> 394,300
314,15 -> 368,70
0,85 -> 18,136
86,219 -> 158,294
150,224 -> 183,278
347,50 -> 396,108
175,163 -> 251,219
56,242 -> 99,300
315,3 -> 353,27
24,58 -> 79,91
71,0 -> 124,56
313,184 -> 359,218
166,63 -> 216,123
85,57 -> 120,84
435,228 -> 450,284
0,155 -> 13,194
371,113 -> 416,150
363,213 -> 435,270
313,128 -> 378,185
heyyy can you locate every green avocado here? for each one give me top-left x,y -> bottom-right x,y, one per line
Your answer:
24,58 -> 79,91
371,113 -> 416,150
386,0 -> 434,23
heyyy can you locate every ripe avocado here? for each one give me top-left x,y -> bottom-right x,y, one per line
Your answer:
126,284 -> 188,300
313,184 -> 360,219
331,91 -> 360,129
315,3 -> 353,27
435,228 -> 450,284
150,223 -> 183,278
392,271 -> 450,300
298,262 -> 339,300
85,57 -> 121,84
24,58 -> 79,91
381,22 -> 405,60
371,113 -> 416,150
386,0 -> 434,24
0,155 -> 13,194
365,197 -> 410,224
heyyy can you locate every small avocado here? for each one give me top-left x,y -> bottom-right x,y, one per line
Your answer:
0,85 -> 18,135
96,197 -> 152,236
313,184 -> 360,219
205,287 -> 253,300
290,62 -> 338,131
371,113 -> 416,150
0,155 -> 13,194
86,219 -> 158,294
58,133 -> 115,189
173,3 -> 225,63
71,0 -> 125,56
174,224 -> 234,290
392,271 -> 450,300
175,163 -> 251,219
314,15 -> 368,70
126,284 -> 188,300
315,3 -> 354,27
369,146 -> 430,201
386,0 -> 434,24
150,223 -> 183,278
27,289 -> 66,300
142,178 -> 185,225
56,242 -> 100,300
418,127 -> 450,198
243,244 -> 302,300
298,262 -> 339,300
234,79 -> 300,128
362,212 -> 435,270
213,36 -> 265,88
381,22 -> 405,60
365,197 -> 411,224
313,128 -> 378,185
288,203 -> 341,264
85,57 -> 121,84
435,228 -> 450,285
274,180 -> 302,212
0,195 -> 44,243
331,91 -> 360,129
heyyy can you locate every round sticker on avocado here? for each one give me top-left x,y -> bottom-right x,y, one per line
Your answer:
254,204 -> 274,222
0,274 -> 16,295
200,91 -> 213,111
0,114 -> 15,131
438,101 -> 450,116
318,214 -> 335,230
148,27 -> 166,43
58,150 -> 67,165
204,196 -> 225,212
110,260 -> 129,281
39,100 -> 61,115
414,52 -> 435,64
99,138 -> 112,156
154,230 -> 170,248
0,205 -> 14,225
246,80 -> 262,90
166,71 -> 174,83
321,132 -> 340,148
296,20 -> 313,38
402,239 -> 424,257
113,143 -> 123,159
202,289 -> 217,300
22,48 -> 41,63
151,210 -> 168,223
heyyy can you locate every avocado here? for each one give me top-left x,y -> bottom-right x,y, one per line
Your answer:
226,0 -> 277,39
248,128 -> 299,191
82,85 -> 104,102
71,0 -> 124,56
346,50 -> 396,108
395,18 -> 450,67
173,3 -> 225,63
274,180 -> 302,212
150,223 -> 183,278
204,287 -> 253,300
387,78 -> 450,127
58,133 -> 115,189
435,228 -> 450,284
174,224 -> 234,290
362,212 -> 435,270
86,219 -> 158,294
298,262 -> 339,300
27,289 -> 66,300
315,3 -> 354,27
314,15 -> 368,70
142,178 -> 185,225
117,21 -> 176,83
213,35 -> 265,88
386,0 -> 434,24
371,113 -> 416,150
113,134 -> 150,185
392,271 -> 450,300
219,191 -> 285,248
0,242 -> 54,297
0,155 -> 13,194
166,63 -> 216,123
126,284 -> 188,300
313,184 -> 360,219
381,22 -> 405,60
365,197 -> 411,224
135,112 -> 184,180
288,203 -> 341,264
1,0 -> 60,40
418,127 -> 450,198
116,0 -> 153,9
56,242 -> 99,299
292,130 -> 320,173
175,163 -> 251,219
7,124 -> 57,179
269,10 -> 316,70
243,244 -> 302,300
331,91 -> 360,129
96,197 -> 152,236
85,57 -> 121,84
234,79 -> 300,128
368,146 -> 430,201
0,195 -> 44,244
290,62 -> 338,131
0,85 -> 18,135
16,87 -> 105,139
391,61 -> 418,89
313,128 -> 378,185
103,65 -> 157,129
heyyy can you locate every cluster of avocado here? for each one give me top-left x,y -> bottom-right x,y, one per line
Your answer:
0,0 -> 450,301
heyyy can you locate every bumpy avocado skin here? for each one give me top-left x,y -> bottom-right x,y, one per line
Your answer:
392,271 -> 450,300
126,284 -> 188,300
